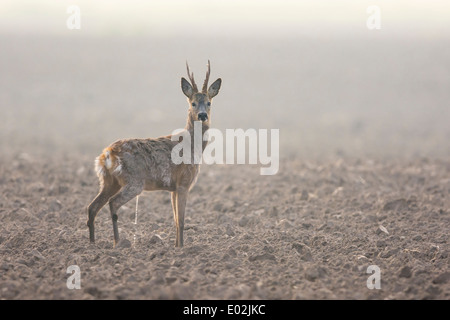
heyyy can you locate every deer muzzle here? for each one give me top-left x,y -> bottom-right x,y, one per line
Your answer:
198,112 -> 208,122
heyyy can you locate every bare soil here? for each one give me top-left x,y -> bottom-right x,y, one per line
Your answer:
0,35 -> 449,299
0,153 -> 449,299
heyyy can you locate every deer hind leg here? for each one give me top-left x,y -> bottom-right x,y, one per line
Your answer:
108,182 -> 144,247
175,187 -> 188,248
87,175 -> 121,243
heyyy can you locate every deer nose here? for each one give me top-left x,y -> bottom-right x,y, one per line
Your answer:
198,113 -> 208,122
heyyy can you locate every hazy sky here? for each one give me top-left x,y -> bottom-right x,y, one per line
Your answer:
1,0 -> 449,37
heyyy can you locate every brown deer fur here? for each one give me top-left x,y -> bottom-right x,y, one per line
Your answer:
87,61 -> 221,247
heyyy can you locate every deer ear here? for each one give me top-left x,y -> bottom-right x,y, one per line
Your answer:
208,78 -> 221,99
181,77 -> 193,98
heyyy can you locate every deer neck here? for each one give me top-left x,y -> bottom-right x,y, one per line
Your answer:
185,109 -> 209,153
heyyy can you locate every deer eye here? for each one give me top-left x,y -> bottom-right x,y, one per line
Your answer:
207,102 -> 211,106
192,103 -> 196,107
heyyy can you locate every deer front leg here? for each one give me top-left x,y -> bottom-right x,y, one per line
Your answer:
171,192 -> 177,227
175,188 -> 188,247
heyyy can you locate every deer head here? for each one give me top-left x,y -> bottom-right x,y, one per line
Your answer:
181,60 -> 222,123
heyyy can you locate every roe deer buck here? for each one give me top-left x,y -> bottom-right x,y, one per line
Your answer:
87,61 -> 221,247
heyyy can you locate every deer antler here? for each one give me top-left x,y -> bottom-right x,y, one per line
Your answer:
186,61 -> 198,92
202,60 -> 211,94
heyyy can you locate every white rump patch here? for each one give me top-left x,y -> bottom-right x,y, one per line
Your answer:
105,150 -> 112,169
94,157 -> 105,176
